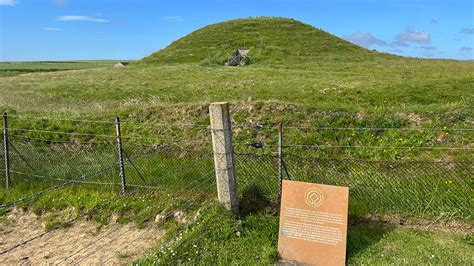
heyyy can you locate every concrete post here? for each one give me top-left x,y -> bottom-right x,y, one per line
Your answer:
209,102 -> 239,212
115,117 -> 126,195
278,122 -> 283,203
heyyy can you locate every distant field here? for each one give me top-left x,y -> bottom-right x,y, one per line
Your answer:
0,60 -> 126,77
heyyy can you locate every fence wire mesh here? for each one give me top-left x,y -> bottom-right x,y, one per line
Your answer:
1,121 -> 473,221
1,135 -> 216,208
234,150 -> 472,220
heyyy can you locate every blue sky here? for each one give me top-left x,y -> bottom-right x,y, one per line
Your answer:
0,0 -> 473,61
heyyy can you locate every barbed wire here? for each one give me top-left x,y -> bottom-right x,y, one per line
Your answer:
10,114 -> 473,132
8,170 -> 121,187
234,142 -> 474,151
9,128 -> 210,144
10,136 -> 209,149
231,123 -> 474,131
10,135 -> 114,145
8,114 -> 207,128
9,128 -> 116,138
8,114 -> 116,124
280,126 -> 474,132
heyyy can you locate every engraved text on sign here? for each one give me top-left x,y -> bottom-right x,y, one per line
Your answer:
278,181 -> 349,266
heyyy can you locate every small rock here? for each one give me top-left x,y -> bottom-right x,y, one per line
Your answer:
155,214 -> 166,224
173,211 -> 184,219
173,211 -> 188,224
110,214 -> 120,224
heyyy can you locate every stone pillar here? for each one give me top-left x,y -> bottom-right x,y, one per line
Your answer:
209,102 -> 239,212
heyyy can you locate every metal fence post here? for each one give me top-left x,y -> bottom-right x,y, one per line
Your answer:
278,122 -> 283,202
3,112 -> 10,189
115,117 -> 126,194
209,102 -> 239,212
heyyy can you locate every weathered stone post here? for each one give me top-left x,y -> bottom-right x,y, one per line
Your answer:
209,102 -> 239,212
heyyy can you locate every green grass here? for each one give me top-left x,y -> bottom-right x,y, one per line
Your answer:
0,60 -> 124,77
139,204 -> 473,265
1,61 -> 472,161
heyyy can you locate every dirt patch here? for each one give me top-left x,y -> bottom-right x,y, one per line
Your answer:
0,209 -> 164,265
350,214 -> 473,235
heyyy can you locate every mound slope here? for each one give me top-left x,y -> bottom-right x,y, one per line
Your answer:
140,17 -> 392,66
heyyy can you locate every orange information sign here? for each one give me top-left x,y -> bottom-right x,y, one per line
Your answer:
278,180 -> 349,266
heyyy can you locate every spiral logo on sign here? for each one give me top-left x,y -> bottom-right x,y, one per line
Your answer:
304,188 -> 324,207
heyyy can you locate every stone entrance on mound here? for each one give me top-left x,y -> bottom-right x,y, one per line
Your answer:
226,49 -> 251,66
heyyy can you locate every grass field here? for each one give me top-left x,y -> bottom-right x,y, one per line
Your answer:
0,17 -> 472,264
0,60 -> 124,77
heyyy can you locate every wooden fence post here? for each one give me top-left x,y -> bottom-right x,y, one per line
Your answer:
209,102 -> 239,212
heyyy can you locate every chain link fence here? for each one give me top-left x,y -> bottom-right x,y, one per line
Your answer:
1,135 -> 216,207
234,151 -> 472,220
1,115 -> 472,221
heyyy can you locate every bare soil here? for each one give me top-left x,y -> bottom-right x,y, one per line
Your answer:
0,209 -> 164,265
350,214 -> 473,235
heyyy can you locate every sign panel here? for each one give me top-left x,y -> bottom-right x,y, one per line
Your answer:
278,180 -> 349,266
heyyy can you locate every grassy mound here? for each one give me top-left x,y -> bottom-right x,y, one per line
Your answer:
139,17 -> 394,66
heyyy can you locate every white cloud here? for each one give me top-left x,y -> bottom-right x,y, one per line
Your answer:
344,32 -> 387,48
395,27 -> 431,45
0,0 -> 16,6
43,27 -> 63,31
56,15 -> 110,23
392,40 -> 410,47
460,28 -> 474,34
162,16 -> 184,22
